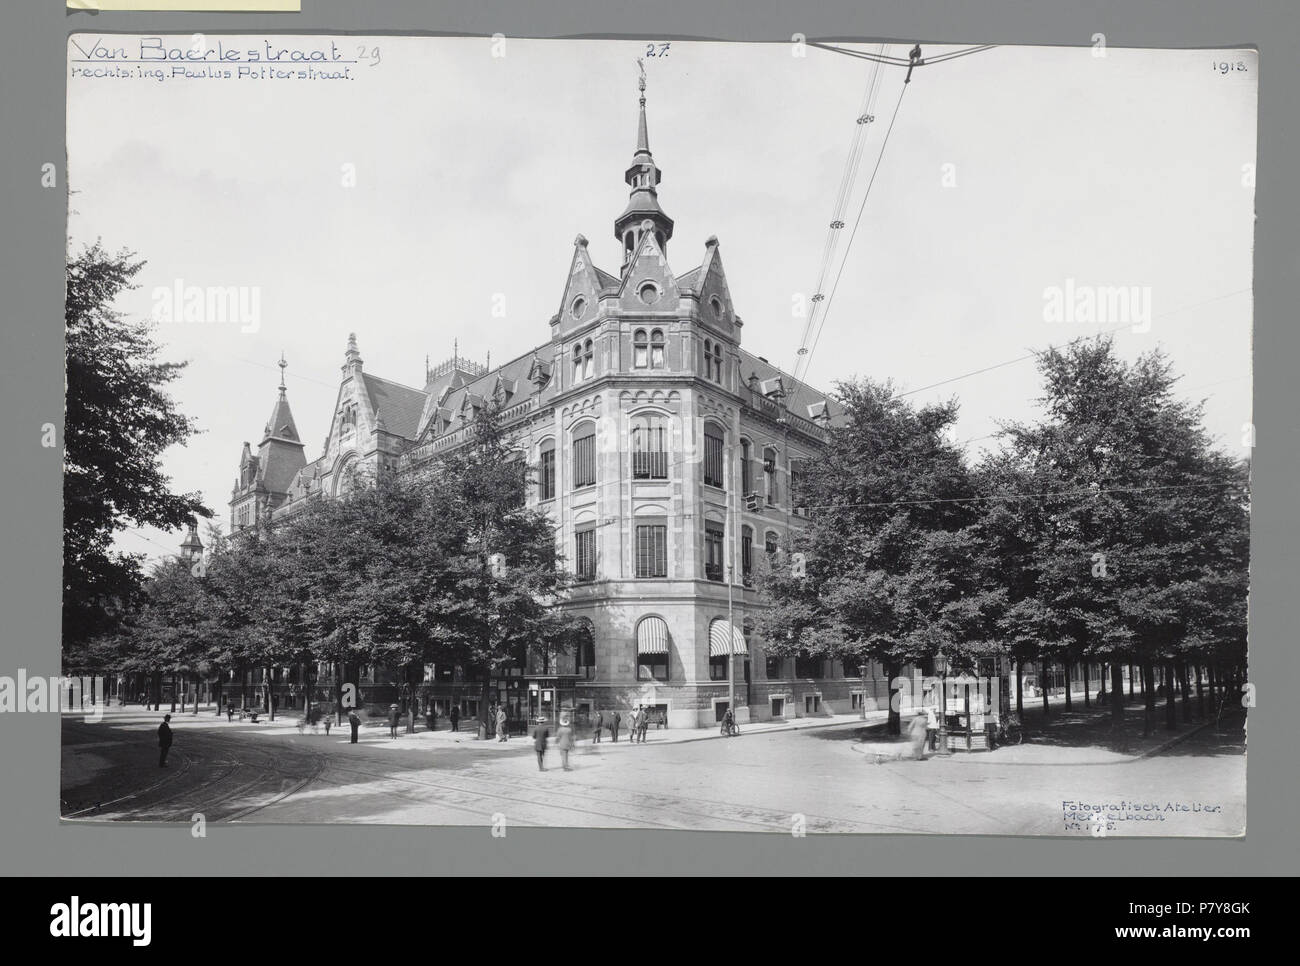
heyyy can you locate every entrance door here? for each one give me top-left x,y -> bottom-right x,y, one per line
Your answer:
714,700 -> 730,723
771,696 -> 785,719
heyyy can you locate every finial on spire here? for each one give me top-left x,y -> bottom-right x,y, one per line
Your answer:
278,352 -> 287,393
637,57 -> 646,101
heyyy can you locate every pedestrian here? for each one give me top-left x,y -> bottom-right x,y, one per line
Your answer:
496,705 -> 508,742
907,710 -> 929,760
532,716 -> 550,771
388,703 -> 400,739
157,714 -> 173,767
449,706 -> 460,733
226,700 -> 234,723
324,714 -> 332,736
638,707 -> 650,742
556,716 -> 575,770
923,701 -> 939,752
609,710 -> 621,743
591,709 -> 603,743
722,707 -> 734,736
348,709 -> 361,744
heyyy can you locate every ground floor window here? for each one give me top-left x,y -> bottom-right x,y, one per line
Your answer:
770,696 -> 786,718
851,691 -> 865,711
638,653 -> 669,681
766,654 -> 783,679
709,654 -> 732,681
804,694 -> 821,714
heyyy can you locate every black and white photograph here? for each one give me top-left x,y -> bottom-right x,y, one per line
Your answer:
58,34 -> 1253,836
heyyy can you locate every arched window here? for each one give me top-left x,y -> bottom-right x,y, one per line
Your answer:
765,530 -> 780,556
763,445 -> 779,505
575,619 -> 596,679
703,423 -> 725,489
790,458 -> 806,516
572,343 -> 583,384
631,414 -> 668,480
703,339 -> 713,380
583,339 -> 594,380
650,329 -> 665,369
740,438 -> 753,495
741,525 -> 754,584
538,438 -> 556,501
572,422 -> 596,489
633,329 -> 648,369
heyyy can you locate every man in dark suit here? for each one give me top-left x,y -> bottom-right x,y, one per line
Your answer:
348,709 -> 361,744
591,709 -> 603,743
157,714 -> 173,767
532,717 -> 550,771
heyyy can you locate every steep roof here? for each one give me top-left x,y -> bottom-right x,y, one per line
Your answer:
361,373 -> 427,440
738,348 -> 845,428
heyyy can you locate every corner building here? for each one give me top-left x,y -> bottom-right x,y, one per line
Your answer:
231,84 -> 900,727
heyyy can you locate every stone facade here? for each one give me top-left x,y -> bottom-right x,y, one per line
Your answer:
230,84 -> 872,727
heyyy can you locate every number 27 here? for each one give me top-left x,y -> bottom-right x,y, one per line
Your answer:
646,43 -> 670,57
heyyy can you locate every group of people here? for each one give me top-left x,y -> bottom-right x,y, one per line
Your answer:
589,705 -> 657,743
530,715 -> 576,771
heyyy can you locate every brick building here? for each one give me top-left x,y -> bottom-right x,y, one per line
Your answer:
229,79 -> 900,727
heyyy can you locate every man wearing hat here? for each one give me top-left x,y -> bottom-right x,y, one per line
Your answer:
532,716 -> 550,771
157,714 -> 173,767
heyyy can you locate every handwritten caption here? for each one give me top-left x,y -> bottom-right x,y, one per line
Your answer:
1061,799 -> 1222,833
70,37 -> 382,83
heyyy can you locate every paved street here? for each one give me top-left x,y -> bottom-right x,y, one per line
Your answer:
61,707 -> 1245,836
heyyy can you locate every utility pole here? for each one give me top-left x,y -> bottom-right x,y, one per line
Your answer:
726,462 -> 736,721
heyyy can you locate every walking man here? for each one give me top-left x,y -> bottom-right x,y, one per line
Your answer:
496,704 -> 508,742
556,716 -> 575,771
348,709 -> 361,744
157,714 -> 173,767
609,710 -> 621,743
638,707 -> 651,743
532,716 -> 550,771
388,703 -> 400,739
449,705 -> 460,733
226,699 -> 234,723
591,709 -> 603,743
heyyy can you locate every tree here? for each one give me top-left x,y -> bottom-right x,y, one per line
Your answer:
757,379 -> 1000,735
64,243 -> 209,651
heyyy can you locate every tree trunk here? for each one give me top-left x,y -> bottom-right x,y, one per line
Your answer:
1164,663 -> 1178,731
480,665 -> 492,739
1196,664 -> 1205,719
406,679 -> 417,734
1110,662 -> 1124,728
1142,662 -> 1155,736
886,660 -> 901,736
1128,664 -> 1135,697
1063,662 -> 1073,711
1015,660 -> 1024,717
169,674 -> 177,713
1040,656 -> 1050,717
1179,661 -> 1192,723
1083,662 -> 1090,709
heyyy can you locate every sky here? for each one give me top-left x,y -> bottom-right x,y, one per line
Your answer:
65,35 -> 1257,567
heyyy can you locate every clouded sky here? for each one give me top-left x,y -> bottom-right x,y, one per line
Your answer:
66,35 -> 1256,565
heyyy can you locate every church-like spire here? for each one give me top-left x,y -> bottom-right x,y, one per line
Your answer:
262,353 -> 301,443
615,59 -> 674,272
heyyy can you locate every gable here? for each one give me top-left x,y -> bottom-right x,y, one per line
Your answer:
617,224 -> 679,312
695,239 -> 735,331
555,235 -> 607,338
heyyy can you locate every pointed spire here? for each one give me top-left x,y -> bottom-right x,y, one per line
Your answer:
262,355 -> 302,444
277,351 -> 287,394
616,60 -> 673,272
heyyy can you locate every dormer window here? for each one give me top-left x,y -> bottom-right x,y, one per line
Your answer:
710,296 -> 724,319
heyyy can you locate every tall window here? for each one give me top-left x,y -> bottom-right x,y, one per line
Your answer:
575,525 -> 597,582
740,438 -> 753,495
538,440 -> 556,501
795,649 -> 821,678
704,522 -> 725,582
765,530 -> 779,556
741,526 -> 753,584
631,417 -> 668,480
572,343 -> 582,383
572,422 -> 596,489
703,424 -> 725,488
583,339 -> 594,380
766,652 -> 784,679
634,329 -> 648,369
703,339 -> 723,383
763,446 -> 779,505
790,458 -> 806,515
650,329 -> 665,369
635,521 -> 668,578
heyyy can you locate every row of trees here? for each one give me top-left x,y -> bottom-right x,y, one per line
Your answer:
84,411 -> 585,734
758,338 -> 1249,735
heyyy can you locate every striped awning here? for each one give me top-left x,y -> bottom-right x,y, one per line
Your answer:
637,616 -> 669,655
708,620 -> 747,657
